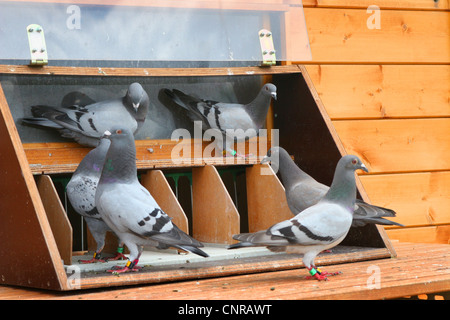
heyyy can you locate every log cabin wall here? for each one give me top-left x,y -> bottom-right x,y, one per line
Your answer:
294,0 -> 449,244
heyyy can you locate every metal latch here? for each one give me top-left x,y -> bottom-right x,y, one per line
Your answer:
259,29 -> 276,66
27,24 -> 48,66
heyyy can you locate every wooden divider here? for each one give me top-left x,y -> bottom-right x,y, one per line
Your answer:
141,170 -> 189,234
192,165 -> 240,244
0,85 -> 68,290
37,175 -> 73,265
246,163 -> 293,232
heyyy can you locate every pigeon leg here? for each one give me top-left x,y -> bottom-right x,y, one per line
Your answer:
305,266 -> 329,281
79,250 -> 106,264
105,245 -> 126,261
107,259 -> 141,274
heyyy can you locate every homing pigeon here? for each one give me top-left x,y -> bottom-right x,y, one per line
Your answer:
95,127 -> 209,273
229,155 -> 368,281
23,83 -> 150,147
162,83 -> 277,157
261,147 -> 403,227
66,136 -> 125,263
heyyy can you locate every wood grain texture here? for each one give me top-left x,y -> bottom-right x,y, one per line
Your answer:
360,171 -> 450,228
301,8 -> 449,63
305,65 -> 450,119
386,225 -> 450,244
0,242 -> 447,300
192,165 -> 240,244
332,118 -> 450,174
301,0 -> 449,10
141,170 -> 189,234
37,175 -> 73,265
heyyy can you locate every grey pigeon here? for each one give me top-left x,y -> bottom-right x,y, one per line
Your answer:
261,147 -> 403,228
162,83 -> 277,156
66,136 -> 125,263
95,127 -> 209,273
229,155 -> 368,281
23,83 -> 150,147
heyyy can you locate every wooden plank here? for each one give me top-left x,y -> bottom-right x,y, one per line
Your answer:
2,242 -> 446,300
0,84 -> 68,290
332,118 -> 450,174
141,170 -> 189,234
192,165 -> 240,244
386,225 -> 450,244
0,64 -> 302,77
246,163 -> 293,232
299,8 -> 450,63
305,65 -> 450,119
360,171 -> 450,228
36,175 -> 73,265
301,0 -> 450,10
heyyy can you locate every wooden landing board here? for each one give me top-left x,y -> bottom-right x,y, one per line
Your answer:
246,163 -> 293,232
141,170 -> 189,234
0,242 -> 446,300
301,0 -> 449,10
192,165 -> 240,244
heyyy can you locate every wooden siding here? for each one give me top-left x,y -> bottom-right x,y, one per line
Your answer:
300,3 -> 450,244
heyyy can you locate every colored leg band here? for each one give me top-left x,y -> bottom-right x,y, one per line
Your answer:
309,268 -> 317,276
117,247 -> 124,253
231,150 -> 237,156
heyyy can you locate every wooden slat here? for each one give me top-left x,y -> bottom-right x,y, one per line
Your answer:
301,0 -> 450,10
37,175 -> 73,265
246,163 -> 293,232
1,242 -> 446,300
386,225 -> 450,244
332,118 -> 450,174
192,165 -> 240,244
300,8 -> 449,63
0,64 -> 302,77
141,170 -> 189,234
305,65 -> 450,119
360,171 -> 450,228
0,85 -> 68,290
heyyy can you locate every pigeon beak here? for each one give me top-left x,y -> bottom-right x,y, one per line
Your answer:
103,130 -> 112,139
360,163 -> 369,173
260,155 -> 270,164
271,92 -> 277,101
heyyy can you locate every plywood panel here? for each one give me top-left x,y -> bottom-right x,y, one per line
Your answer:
246,163 -> 293,232
141,170 -> 189,234
37,175 -> 73,265
360,171 -> 450,228
0,85 -> 68,290
305,65 -> 450,119
192,165 -> 240,244
301,0 -> 449,10
386,225 -> 450,244
332,118 -> 450,173
300,8 -> 449,63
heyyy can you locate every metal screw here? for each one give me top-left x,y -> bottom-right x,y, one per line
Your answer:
40,48 -> 45,53
270,50 -> 276,55
266,32 -> 272,37
263,50 -> 268,55
259,32 -> 265,37
28,28 -> 34,32
36,28 -> 42,33
32,49 -> 37,53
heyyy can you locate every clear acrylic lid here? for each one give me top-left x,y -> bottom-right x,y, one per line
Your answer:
0,0 -> 311,66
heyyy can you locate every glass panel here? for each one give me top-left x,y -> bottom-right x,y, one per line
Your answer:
0,0 -> 311,66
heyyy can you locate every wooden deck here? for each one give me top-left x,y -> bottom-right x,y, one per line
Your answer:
1,241 -> 448,300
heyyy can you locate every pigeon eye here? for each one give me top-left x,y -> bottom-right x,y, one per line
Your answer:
351,159 -> 357,165
116,129 -> 123,134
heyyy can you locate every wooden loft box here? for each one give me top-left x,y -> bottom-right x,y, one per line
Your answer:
0,2 -> 395,291
0,64 -> 396,291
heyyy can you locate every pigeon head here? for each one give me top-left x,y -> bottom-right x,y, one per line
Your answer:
101,127 -> 137,183
126,83 -> 150,113
340,155 -> 368,173
262,83 -> 277,101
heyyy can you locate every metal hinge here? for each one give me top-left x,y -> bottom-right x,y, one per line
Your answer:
27,24 -> 48,66
259,29 -> 276,66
